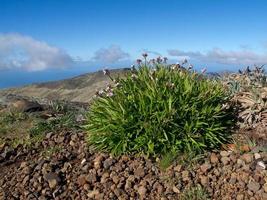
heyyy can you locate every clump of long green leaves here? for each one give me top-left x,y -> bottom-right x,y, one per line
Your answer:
85,57 -> 234,156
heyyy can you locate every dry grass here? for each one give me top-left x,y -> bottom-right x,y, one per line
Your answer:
0,111 -> 34,139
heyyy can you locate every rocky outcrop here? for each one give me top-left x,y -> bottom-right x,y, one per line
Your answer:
10,99 -> 43,112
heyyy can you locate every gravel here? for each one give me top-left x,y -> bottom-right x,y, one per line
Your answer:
0,131 -> 267,199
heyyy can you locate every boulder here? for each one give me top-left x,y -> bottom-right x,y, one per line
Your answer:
10,99 -> 43,112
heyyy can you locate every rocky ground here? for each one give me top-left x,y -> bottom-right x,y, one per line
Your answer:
1,129 -> 267,200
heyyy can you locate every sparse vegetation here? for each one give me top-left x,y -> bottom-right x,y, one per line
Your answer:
48,100 -> 72,114
30,112 -> 79,137
159,151 -> 178,170
0,110 -> 33,138
0,100 -> 85,147
41,146 -> 63,158
222,66 -> 267,129
86,57 -> 235,156
180,185 -> 210,200
177,152 -> 206,168
159,150 -> 207,170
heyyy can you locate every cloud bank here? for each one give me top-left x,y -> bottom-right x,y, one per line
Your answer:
168,48 -> 267,65
1,33 -> 265,72
0,33 -> 73,71
92,45 -> 130,63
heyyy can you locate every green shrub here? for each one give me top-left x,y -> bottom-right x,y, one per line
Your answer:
85,60 -> 234,156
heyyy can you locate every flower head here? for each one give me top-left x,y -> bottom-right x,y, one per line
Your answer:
99,89 -> 104,95
156,56 -> 162,63
103,68 -> 110,76
114,82 -> 120,87
163,57 -> 168,63
182,59 -> 188,65
136,59 -> 142,65
105,84 -> 113,92
142,53 -> 148,58
188,64 -> 193,70
171,63 -> 181,70
201,67 -> 207,74
107,92 -> 114,97
245,66 -> 251,74
131,64 -> 136,71
149,58 -> 156,64
95,90 -> 100,97
95,89 -> 105,97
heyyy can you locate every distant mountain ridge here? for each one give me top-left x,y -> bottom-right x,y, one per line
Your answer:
0,68 -> 130,103
0,67 -> 240,104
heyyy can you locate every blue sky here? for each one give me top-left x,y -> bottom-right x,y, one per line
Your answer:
0,0 -> 267,88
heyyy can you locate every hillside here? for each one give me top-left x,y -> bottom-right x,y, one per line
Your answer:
0,68 -> 130,103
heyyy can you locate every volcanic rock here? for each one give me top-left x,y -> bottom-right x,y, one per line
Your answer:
247,181 -> 260,193
11,99 -> 43,112
44,172 -> 61,189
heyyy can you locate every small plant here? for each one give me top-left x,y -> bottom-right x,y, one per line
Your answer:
180,185 -> 210,200
30,120 -> 52,136
177,152 -> 206,168
159,151 -> 178,170
48,100 -> 70,114
86,56 -> 235,156
30,112 -> 79,136
159,150 -> 206,170
41,146 -> 62,158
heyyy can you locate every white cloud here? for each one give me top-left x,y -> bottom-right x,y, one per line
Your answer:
168,49 -> 202,57
168,48 -> 267,65
0,33 -> 73,71
92,45 -> 129,63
